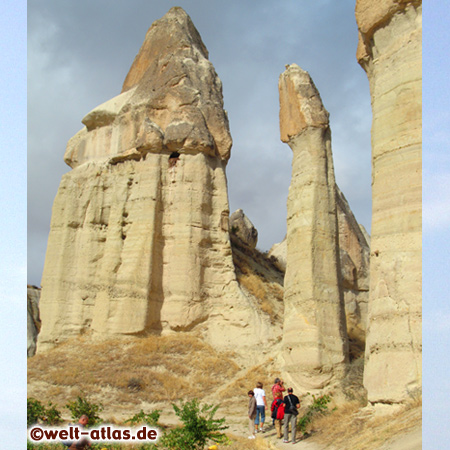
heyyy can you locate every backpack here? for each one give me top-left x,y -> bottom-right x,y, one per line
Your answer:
285,394 -> 299,416
271,399 -> 285,420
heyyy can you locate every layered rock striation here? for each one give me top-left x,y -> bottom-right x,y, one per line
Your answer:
269,189 -> 370,354
279,64 -> 349,390
37,7 -> 275,355
356,0 -> 422,403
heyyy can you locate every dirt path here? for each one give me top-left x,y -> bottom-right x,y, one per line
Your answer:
221,405 -> 421,450
376,428 -> 422,450
259,427 -> 325,449
255,427 -> 421,450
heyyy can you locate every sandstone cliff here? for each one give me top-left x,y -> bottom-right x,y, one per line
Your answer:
37,7 -> 277,357
355,0 -> 422,403
278,64 -> 349,390
269,188 -> 370,359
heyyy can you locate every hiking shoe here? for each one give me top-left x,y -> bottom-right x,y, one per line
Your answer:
283,440 -> 290,443
248,435 -> 255,439
260,428 -> 265,433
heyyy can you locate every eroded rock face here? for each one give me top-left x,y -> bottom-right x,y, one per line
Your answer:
356,1 -> 422,403
279,64 -> 349,390
27,286 -> 41,357
37,8 -> 275,356
336,187 -> 370,352
64,7 -> 232,169
230,209 -> 258,249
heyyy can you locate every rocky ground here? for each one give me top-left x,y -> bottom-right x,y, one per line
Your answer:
210,398 -> 421,450
28,332 -> 421,450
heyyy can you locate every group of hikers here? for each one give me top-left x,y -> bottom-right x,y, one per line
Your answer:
62,381 -> 299,448
247,378 -> 300,444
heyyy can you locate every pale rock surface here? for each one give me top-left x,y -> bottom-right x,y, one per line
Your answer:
27,286 -> 41,357
229,209 -> 258,249
64,6 -> 232,169
278,64 -> 349,390
336,186 -> 370,348
37,8 -> 276,358
356,1 -> 422,403
359,223 -> 371,247
268,237 -> 287,272
268,190 -> 370,341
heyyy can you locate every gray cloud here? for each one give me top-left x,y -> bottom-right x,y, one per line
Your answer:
28,1 -> 372,285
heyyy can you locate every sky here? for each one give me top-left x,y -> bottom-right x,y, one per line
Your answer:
1,0 -> 27,448
422,2 -> 450,448
27,0 -> 373,286
0,0 -> 440,449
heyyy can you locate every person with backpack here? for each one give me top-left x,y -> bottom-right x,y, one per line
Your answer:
270,392 -> 285,438
271,378 -> 285,426
283,387 -> 300,443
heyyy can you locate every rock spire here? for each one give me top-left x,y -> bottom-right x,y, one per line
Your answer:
279,64 -> 349,390
37,7 -> 274,355
355,0 -> 422,403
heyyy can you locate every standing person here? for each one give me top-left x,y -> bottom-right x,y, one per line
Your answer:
271,377 -> 286,399
271,377 -> 286,425
283,388 -> 300,443
253,381 -> 267,433
271,392 -> 285,439
64,415 -> 91,449
247,390 -> 257,440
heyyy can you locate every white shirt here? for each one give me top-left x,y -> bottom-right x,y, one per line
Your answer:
254,388 -> 266,406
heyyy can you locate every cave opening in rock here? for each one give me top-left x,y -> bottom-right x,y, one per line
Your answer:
168,151 -> 180,168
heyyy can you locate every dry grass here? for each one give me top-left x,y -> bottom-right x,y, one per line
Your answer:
239,272 -> 267,300
260,299 -> 274,317
308,397 -> 422,450
230,235 -> 284,325
225,433 -> 276,449
218,360 -> 276,403
28,334 -> 240,411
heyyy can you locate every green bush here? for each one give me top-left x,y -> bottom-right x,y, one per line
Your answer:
297,393 -> 332,435
66,393 -> 103,427
28,398 -> 45,427
27,398 -> 62,426
125,409 -> 161,427
160,399 -> 228,450
44,403 -> 63,425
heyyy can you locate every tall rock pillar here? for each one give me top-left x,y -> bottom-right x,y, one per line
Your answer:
279,65 -> 348,390
356,1 -> 422,403
37,7 -> 271,354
